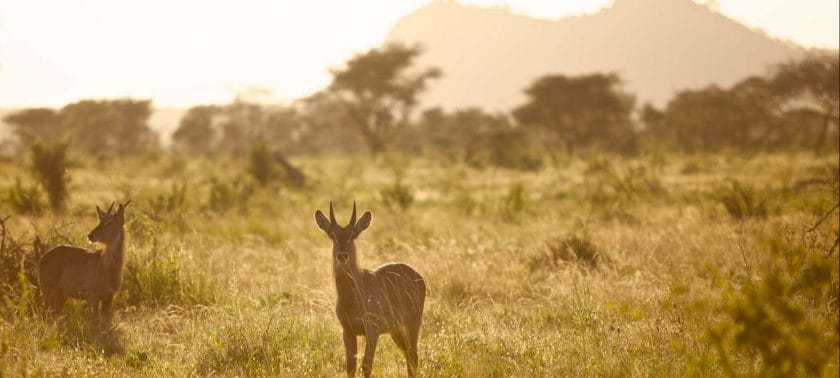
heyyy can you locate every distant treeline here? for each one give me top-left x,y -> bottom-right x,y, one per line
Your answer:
2,44 -> 838,166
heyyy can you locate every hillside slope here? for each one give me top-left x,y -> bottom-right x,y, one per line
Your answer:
386,0 -> 803,110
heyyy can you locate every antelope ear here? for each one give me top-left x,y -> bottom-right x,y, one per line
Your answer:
314,210 -> 332,236
96,206 -> 106,220
115,203 -> 127,225
353,211 -> 372,237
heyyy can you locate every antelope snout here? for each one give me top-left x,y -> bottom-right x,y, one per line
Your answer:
87,233 -> 95,241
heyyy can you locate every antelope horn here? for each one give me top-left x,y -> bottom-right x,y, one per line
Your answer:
350,201 -> 357,226
107,202 -> 116,214
122,199 -> 132,208
329,201 -> 336,225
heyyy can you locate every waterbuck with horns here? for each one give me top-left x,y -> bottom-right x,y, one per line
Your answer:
38,200 -> 130,324
315,202 -> 427,377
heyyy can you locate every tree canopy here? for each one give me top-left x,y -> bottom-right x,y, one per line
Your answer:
770,53 -> 839,152
172,101 -> 303,156
326,43 -> 441,153
643,53 -> 839,153
512,73 -> 636,154
3,99 -> 158,156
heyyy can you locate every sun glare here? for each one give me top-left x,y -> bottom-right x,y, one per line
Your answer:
0,0 -> 836,107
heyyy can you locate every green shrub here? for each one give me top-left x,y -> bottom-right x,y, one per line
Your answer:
207,176 -> 254,213
4,178 -> 45,215
680,160 -> 703,175
440,275 -> 481,305
121,213 -> 215,307
381,172 -> 414,210
529,232 -> 608,270
610,166 -> 666,198
148,182 -> 187,215
709,226 -> 839,376
30,143 -> 69,212
583,164 -> 663,223
248,143 -> 277,186
122,243 -> 215,307
0,218 -> 40,318
716,181 -> 769,220
584,155 -> 613,175
466,129 -> 543,171
585,164 -> 665,204
452,185 -> 478,216
194,311 -> 337,375
500,182 -> 528,220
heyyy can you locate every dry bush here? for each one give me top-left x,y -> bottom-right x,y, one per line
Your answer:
122,215 -> 216,307
381,171 -> 414,210
248,143 -> 278,186
715,180 -> 769,219
0,218 -> 42,318
528,232 -> 609,270
30,143 -> 70,212
4,178 -> 45,215
709,225 -> 839,376
207,176 -> 254,213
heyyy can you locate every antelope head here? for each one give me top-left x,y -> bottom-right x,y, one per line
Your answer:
88,200 -> 130,244
314,201 -> 372,267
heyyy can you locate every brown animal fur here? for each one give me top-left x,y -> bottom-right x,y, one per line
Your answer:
315,202 -> 426,377
38,201 -> 129,324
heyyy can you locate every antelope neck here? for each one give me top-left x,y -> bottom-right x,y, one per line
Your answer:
102,227 -> 126,272
334,259 -> 362,301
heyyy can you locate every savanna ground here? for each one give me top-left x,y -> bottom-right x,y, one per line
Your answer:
0,151 -> 838,376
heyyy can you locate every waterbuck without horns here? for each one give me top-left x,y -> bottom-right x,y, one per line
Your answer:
38,201 -> 130,324
315,202 -> 427,377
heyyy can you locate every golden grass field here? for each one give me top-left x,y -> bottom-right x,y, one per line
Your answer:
0,152 -> 838,376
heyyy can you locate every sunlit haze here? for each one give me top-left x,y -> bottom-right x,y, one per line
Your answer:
0,0 -> 837,107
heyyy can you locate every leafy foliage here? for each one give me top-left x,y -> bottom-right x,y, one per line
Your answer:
381,171 -> 414,210
171,105 -> 224,155
500,182 -> 529,220
5,100 -> 158,157
207,176 -> 254,213
513,73 -> 636,154
4,178 -> 45,215
771,53 -> 839,153
0,218 -> 43,319
122,242 -> 215,307
30,143 -> 69,212
529,232 -> 607,270
1,108 -> 58,148
644,53 -> 839,153
716,181 -> 769,220
248,143 -> 278,186
173,102 -> 304,157
327,43 -> 441,153
710,226 -> 839,376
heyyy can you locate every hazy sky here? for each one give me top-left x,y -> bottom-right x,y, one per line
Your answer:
0,0 -> 837,108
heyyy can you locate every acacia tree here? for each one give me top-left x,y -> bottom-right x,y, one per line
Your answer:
651,85 -> 746,151
512,73 -> 636,154
59,99 -> 158,155
172,101 -> 304,156
643,54 -> 839,153
3,99 -> 158,156
770,53 -> 839,153
171,105 -> 224,155
2,108 -> 59,148
416,107 -> 513,159
327,43 -> 441,154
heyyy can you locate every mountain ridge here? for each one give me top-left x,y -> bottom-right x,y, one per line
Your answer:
385,0 -> 805,110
